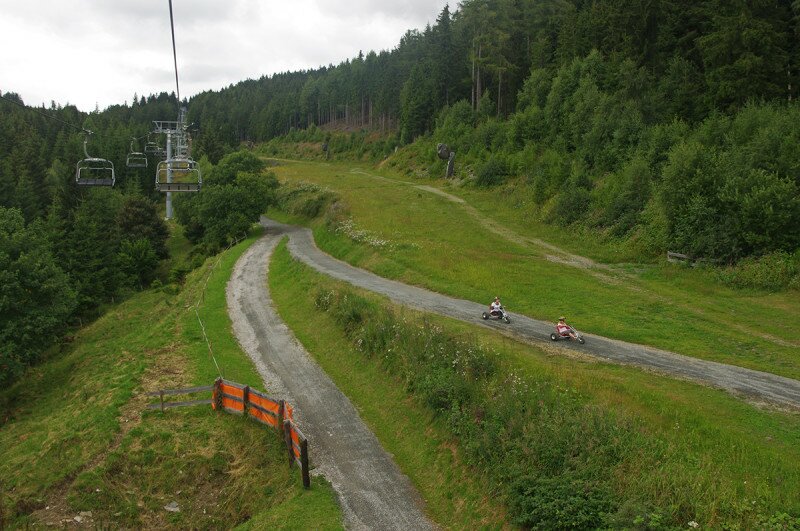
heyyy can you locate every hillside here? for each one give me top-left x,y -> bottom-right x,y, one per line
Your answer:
0,228 -> 341,528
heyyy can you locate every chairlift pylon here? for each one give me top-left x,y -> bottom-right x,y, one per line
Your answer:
126,138 -> 148,168
75,133 -> 115,186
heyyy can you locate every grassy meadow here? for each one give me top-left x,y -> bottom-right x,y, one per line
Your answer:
0,227 -> 342,529
266,158 -> 800,380
269,238 -> 800,529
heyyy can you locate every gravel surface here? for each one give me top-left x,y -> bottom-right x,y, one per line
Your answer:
226,235 -> 434,531
226,216 -> 800,528
263,217 -> 800,410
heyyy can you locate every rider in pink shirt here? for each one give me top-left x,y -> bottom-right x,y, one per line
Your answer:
557,316 -> 577,339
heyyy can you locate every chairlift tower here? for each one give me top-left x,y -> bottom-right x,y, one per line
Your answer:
152,107 -> 201,219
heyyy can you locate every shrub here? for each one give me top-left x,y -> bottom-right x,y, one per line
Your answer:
509,475 -> 615,530
476,156 -> 510,187
314,287 -> 665,528
275,181 -> 337,219
717,251 -> 800,291
550,187 -> 592,225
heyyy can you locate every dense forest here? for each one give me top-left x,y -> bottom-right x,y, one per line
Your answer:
2,0 -> 799,386
193,0 -> 800,265
188,0 -> 800,141
0,93 -> 269,385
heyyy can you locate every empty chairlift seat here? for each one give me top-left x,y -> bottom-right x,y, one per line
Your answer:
75,136 -> 115,187
144,133 -> 161,154
155,157 -> 201,192
126,138 -> 148,168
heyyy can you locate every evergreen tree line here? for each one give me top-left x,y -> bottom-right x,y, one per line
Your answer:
422,51 -> 800,264
185,0 -> 800,144
0,92 -> 236,385
197,0 -> 800,264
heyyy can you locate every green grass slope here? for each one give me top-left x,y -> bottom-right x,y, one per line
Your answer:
0,229 -> 342,529
267,159 -> 800,381
269,238 -> 800,529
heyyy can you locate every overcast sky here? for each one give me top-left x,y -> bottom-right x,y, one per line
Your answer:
0,0 -> 451,112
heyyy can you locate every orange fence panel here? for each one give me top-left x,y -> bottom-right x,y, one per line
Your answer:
212,378 -> 308,488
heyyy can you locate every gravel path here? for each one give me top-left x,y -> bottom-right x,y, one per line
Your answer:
263,217 -> 800,410
226,235 -> 434,530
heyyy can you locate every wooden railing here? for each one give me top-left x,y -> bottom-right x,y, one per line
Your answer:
147,378 -> 310,488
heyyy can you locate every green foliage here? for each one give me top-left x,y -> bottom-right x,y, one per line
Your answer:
756,512 -> 800,530
0,207 -> 76,385
206,150 -> 267,186
400,61 -> 439,143
116,195 -> 169,258
475,155 -> 509,187
509,475 -> 614,530
117,238 -> 159,289
717,251 -> 800,291
63,189 -> 127,312
174,151 -> 278,248
315,286 -> 671,528
660,106 -> 800,261
0,236 -> 342,528
596,157 -> 652,235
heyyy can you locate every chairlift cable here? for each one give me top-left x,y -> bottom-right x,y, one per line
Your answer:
168,0 -> 181,104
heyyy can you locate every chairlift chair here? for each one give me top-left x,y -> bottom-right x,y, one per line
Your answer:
144,133 -> 161,154
155,157 -> 201,192
76,135 -> 115,186
126,138 -> 148,168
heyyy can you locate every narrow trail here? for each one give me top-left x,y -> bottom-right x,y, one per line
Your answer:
263,217 -> 800,410
226,236 -> 434,531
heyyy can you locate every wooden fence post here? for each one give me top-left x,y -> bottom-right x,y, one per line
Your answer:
283,419 -> 294,467
300,438 -> 310,489
278,400 -> 285,438
159,390 -> 165,413
213,377 -> 223,411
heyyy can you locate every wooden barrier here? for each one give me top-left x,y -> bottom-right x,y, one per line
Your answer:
151,378 -> 310,488
146,385 -> 214,411
283,419 -> 310,488
667,251 -> 690,264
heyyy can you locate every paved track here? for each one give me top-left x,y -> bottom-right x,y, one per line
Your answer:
226,216 -> 800,528
264,217 -> 800,410
227,234 -> 434,530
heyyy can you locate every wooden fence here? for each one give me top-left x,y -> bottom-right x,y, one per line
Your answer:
146,378 -> 310,488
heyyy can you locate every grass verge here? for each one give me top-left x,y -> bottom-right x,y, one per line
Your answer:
0,228 -> 342,529
269,237 -> 800,529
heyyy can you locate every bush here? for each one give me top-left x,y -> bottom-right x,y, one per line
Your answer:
717,251 -> 800,291
550,187 -> 592,225
174,163 -> 277,248
275,181 -> 337,219
0,208 -> 77,385
476,156 -> 510,187
509,475 -> 615,530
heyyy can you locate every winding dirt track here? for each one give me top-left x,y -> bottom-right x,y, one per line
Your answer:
264,217 -> 800,410
227,235 -> 434,530
226,217 -> 800,529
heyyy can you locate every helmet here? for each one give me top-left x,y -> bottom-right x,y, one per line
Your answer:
558,316 -> 565,321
